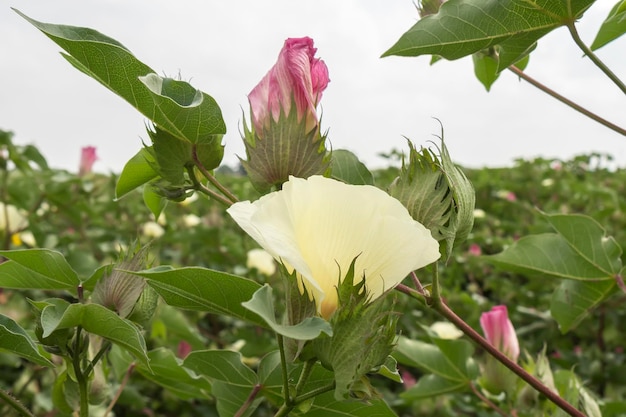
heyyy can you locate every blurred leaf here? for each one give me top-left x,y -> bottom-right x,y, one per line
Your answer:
551,279 -> 616,333
394,335 -> 475,382
401,374 -> 467,400
0,314 -> 53,366
116,148 -> 158,199
591,0 -> 626,50
0,249 -> 79,290
383,0 -> 594,71
137,267 -> 266,327
40,300 -> 149,366
330,149 -> 374,185
472,50 -> 499,91
304,392 -> 398,416
489,213 -> 621,280
15,10 -> 226,144
242,285 -> 332,340
136,348 -> 212,400
184,350 -> 257,386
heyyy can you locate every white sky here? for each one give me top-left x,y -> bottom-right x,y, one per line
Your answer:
2,0 -> 625,173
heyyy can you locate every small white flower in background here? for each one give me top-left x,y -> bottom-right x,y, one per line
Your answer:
430,321 -> 464,339
142,221 -> 165,239
541,178 -> 554,187
156,214 -> 167,226
246,248 -> 277,276
228,175 -> 440,319
0,203 -> 28,232
18,231 -> 36,247
179,192 -> 199,206
183,214 -> 202,228
473,208 -> 486,219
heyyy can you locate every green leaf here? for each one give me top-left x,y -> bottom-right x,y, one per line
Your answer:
143,184 -> 168,221
212,381 -> 262,417
242,285 -> 332,340
115,148 -> 158,199
488,213 -> 621,281
472,50 -> 500,91
15,9 -> 226,143
376,356 -> 403,383
383,0 -> 594,71
0,249 -> 79,290
40,300 -> 149,366
551,279 -> 617,333
137,267 -> 266,327
304,392 -> 398,416
0,314 -> 53,366
401,374 -> 468,400
330,149 -> 374,185
394,336 -> 475,382
135,348 -> 212,400
591,0 -> 626,50
184,350 -> 257,386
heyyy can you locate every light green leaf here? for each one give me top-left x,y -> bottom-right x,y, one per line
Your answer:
330,149 -> 374,185
0,314 -> 53,366
304,392 -> 398,416
137,267 -> 266,327
472,50 -> 500,91
383,0 -> 594,71
184,350 -> 257,386
143,184 -> 167,221
135,348 -> 212,400
394,335 -> 475,382
0,249 -> 79,290
242,285 -> 332,340
15,9 -> 226,144
591,0 -> 626,50
376,356 -> 403,383
551,279 -> 616,333
115,148 -> 158,199
401,374 -> 468,400
40,301 -> 149,366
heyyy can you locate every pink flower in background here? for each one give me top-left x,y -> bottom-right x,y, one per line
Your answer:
79,146 -> 98,175
480,305 -> 519,362
468,243 -> 482,256
248,37 -> 329,133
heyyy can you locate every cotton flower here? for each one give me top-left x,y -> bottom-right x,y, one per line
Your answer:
141,221 -> 165,239
480,305 -> 519,362
227,175 -> 440,319
430,321 -> 463,339
182,214 -> 202,228
0,203 -> 28,232
246,248 -> 276,276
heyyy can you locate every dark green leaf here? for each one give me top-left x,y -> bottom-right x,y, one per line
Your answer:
401,374 -> 467,400
0,314 -> 53,366
0,249 -> 79,290
304,392 -> 398,416
212,381 -> 262,417
551,279 -> 617,333
184,350 -> 257,386
330,149 -> 374,185
242,285 -> 332,340
115,148 -> 158,199
591,0 -> 626,50
383,0 -> 594,71
137,267 -> 266,327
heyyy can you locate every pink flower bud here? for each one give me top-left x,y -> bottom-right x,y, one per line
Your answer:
480,305 -> 519,362
248,37 -> 329,134
79,146 -> 98,175
468,243 -> 482,256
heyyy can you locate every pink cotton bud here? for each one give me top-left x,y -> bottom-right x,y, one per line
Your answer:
480,305 -> 519,362
79,146 -> 98,175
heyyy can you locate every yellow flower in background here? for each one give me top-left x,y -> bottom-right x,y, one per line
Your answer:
227,176 -> 440,318
246,248 -> 277,276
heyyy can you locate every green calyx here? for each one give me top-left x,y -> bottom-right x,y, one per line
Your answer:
389,137 -> 475,261
240,102 -> 330,193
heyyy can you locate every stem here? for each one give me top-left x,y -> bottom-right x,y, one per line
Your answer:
191,147 -> 239,204
295,360 -> 316,395
103,362 -> 135,417
83,340 -> 112,378
293,383 -> 335,404
507,66 -> 626,136
430,263 -> 441,305
469,382 -> 510,417
72,328 -> 89,417
435,301 -> 586,417
276,334 -> 292,406
234,384 -> 263,417
185,165 -> 233,206
0,388 -> 36,417
565,21 -> 626,95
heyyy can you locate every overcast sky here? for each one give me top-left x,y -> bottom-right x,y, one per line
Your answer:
2,0 -> 625,174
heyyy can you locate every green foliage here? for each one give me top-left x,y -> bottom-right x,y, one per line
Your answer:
591,0 -> 626,50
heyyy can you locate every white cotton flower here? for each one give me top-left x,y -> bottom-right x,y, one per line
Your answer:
0,203 -> 28,232
227,175 -> 440,318
541,178 -> 554,187
430,321 -> 463,339
473,208 -> 486,219
142,221 -> 165,239
18,231 -> 36,247
183,214 -> 202,228
246,248 -> 277,276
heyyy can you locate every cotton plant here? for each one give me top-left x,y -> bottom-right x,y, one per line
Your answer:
3,3 -> 625,417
